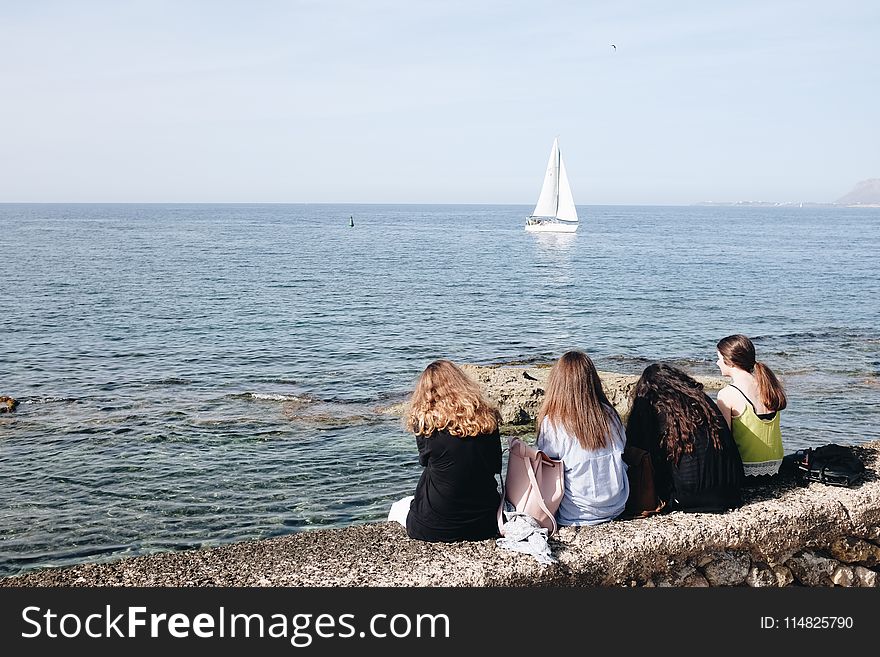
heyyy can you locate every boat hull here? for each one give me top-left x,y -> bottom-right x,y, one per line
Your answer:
524,221 -> 578,233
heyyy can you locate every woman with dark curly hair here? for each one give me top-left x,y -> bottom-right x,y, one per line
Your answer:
387,359 -> 502,542
625,363 -> 744,513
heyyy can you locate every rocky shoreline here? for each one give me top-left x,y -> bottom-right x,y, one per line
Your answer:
3,441 -> 878,587
4,364 -> 877,588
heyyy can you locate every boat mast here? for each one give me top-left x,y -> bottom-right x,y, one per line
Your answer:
554,139 -> 560,219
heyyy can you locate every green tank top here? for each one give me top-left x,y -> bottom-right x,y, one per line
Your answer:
728,385 -> 783,477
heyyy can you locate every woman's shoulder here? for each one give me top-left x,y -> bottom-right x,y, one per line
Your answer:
717,385 -> 745,405
536,417 -> 558,447
538,415 -> 556,436
716,384 -> 735,398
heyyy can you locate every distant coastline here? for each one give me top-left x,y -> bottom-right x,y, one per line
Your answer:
694,178 -> 880,208
693,201 -> 880,208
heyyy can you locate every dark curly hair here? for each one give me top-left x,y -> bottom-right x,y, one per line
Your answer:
626,363 -> 725,465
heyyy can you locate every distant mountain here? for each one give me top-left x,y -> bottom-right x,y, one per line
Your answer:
836,179 -> 880,206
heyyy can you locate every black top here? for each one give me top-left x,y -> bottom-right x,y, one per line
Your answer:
626,394 -> 744,513
406,429 -> 502,542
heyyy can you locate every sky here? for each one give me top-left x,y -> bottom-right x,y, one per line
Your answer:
1,0 -> 878,204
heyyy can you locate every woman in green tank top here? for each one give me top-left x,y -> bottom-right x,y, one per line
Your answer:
715,334 -> 787,477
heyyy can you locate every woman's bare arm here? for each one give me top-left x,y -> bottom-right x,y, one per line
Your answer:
716,387 -> 734,429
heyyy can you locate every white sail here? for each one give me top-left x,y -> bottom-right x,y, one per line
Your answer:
525,137 -> 580,233
556,156 -> 578,222
531,138 -> 560,218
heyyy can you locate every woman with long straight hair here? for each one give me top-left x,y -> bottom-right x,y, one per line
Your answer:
536,350 -> 628,525
715,334 -> 787,478
626,364 -> 744,512
387,359 -> 502,542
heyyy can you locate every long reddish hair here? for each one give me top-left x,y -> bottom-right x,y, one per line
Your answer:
717,334 -> 787,411
537,350 -> 618,450
405,360 -> 500,437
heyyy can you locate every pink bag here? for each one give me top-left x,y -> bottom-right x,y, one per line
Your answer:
498,437 -> 565,536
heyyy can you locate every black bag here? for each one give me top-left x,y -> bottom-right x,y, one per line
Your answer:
620,445 -> 666,519
787,444 -> 865,487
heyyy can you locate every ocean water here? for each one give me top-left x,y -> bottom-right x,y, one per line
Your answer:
1,203 -> 878,577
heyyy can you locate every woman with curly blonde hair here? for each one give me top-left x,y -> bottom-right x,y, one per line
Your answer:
387,359 -> 502,542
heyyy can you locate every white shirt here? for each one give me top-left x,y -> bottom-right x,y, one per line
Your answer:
536,410 -> 629,526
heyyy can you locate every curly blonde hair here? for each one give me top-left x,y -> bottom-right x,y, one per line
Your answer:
405,360 -> 500,437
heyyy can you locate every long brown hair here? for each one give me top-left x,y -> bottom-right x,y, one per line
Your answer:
537,351 -> 618,450
405,360 -> 500,437
626,364 -> 726,465
717,334 -> 787,411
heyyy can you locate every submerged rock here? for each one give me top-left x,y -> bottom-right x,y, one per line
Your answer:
0,396 -> 18,413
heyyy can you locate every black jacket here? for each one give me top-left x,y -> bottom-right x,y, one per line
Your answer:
406,429 -> 502,542
626,395 -> 744,513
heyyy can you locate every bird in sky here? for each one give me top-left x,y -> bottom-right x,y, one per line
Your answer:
611,44 -> 617,51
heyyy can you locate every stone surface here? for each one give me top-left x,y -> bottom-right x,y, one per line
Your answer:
0,396 -> 18,413
656,565 -> 709,587
786,551 -> 837,587
829,536 -> 880,567
831,565 -> 855,587
853,566 -> 878,587
772,565 -> 795,587
702,552 -> 750,586
745,563 -> 778,588
855,526 -> 880,542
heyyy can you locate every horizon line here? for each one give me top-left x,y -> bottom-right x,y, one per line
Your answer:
0,200 -> 844,206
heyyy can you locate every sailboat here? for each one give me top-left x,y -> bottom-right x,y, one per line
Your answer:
525,137 -> 579,233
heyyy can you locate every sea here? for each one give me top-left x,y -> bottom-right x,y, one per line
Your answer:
1,203 -> 878,577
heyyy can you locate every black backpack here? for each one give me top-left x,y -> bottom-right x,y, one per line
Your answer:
785,444 -> 865,487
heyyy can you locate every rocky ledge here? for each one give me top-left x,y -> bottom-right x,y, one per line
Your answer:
4,442 -> 878,588
3,366 -> 876,588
